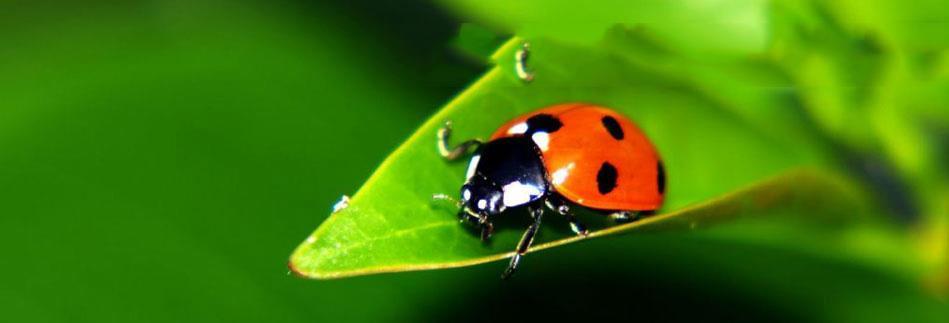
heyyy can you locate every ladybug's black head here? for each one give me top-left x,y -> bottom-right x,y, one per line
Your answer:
461,178 -> 505,217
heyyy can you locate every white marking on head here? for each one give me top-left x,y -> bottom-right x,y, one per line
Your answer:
502,181 -> 543,207
508,122 -> 529,135
551,163 -> 575,186
477,199 -> 487,210
466,155 -> 481,180
531,132 -> 550,151
489,194 -> 503,212
462,188 -> 471,201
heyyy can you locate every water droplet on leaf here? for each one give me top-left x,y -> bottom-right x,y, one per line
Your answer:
332,195 -> 350,213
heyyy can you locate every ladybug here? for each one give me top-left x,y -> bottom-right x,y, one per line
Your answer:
436,103 -> 665,278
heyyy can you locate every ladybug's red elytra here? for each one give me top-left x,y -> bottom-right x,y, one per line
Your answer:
436,103 -> 665,278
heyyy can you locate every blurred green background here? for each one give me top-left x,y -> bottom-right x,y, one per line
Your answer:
1,0 -> 946,322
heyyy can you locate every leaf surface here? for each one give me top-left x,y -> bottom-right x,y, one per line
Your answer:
290,36 -> 854,279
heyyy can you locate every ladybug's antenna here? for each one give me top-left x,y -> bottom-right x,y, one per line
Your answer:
432,193 -> 462,208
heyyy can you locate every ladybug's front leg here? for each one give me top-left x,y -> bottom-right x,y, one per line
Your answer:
479,221 -> 494,241
457,208 -> 493,241
502,205 -> 544,279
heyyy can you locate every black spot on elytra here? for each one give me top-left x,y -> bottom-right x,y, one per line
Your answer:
601,116 -> 624,140
597,162 -> 618,194
526,114 -> 562,135
657,161 -> 666,194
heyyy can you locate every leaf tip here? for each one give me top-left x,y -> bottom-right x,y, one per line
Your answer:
287,258 -> 307,278
288,254 -> 336,280
288,236 -> 327,279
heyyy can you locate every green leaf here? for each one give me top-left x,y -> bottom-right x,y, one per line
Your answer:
769,1 -> 949,272
769,0 -> 889,152
450,23 -> 507,63
290,36 -> 857,279
438,0 -> 770,54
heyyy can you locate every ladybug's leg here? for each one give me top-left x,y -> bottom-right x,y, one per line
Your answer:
609,211 -> 635,223
457,208 -> 493,241
544,196 -> 589,236
479,219 -> 494,241
502,205 -> 544,279
437,121 -> 483,161
608,210 -> 654,223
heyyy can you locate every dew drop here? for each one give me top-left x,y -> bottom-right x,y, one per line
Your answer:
332,195 -> 350,213
515,42 -> 534,82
